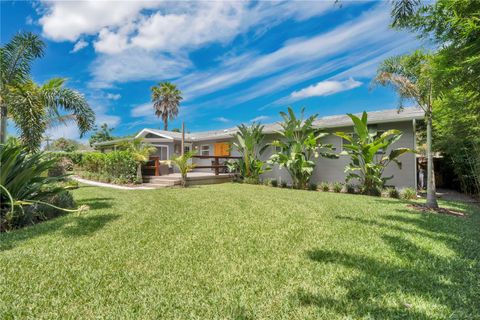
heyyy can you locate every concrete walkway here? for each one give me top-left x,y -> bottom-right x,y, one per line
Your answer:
73,176 -> 157,190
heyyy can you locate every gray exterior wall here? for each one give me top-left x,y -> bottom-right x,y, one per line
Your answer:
190,120 -> 416,188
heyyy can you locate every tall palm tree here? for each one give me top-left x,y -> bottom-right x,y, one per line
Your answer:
375,50 -> 438,208
151,82 -> 182,131
7,78 -> 95,152
0,32 -> 45,143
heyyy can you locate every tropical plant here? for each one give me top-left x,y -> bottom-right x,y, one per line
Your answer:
119,138 -> 156,182
385,187 -> 400,199
375,51 -> 437,206
0,32 -> 45,143
308,183 -> 318,191
230,122 -> 269,183
332,182 -> 343,193
270,179 -> 278,187
269,107 -> 337,189
335,111 -> 415,196
0,142 -> 83,231
401,187 -> 417,200
151,82 -> 182,130
171,151 -> 196,187
320,182 -> 330,192
51,137 -> 80,152
89,123 -> 114,147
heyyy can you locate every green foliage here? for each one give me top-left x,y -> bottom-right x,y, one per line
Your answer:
151,82 -> 182,130
171,151 -> 196,187
320,182 -> 330,192
280,181 -> 288,188
345,183 -> 356,194
401,187 -> 417,200
0,142 -> 80,231
79,151 -> 137,184
270,179 -> 278,187
36,190 -> 75,220
336,112 -> 414,196
308,183 -> 318,191
332,182 -> 343,193
385,187 -> 400,199
230,122 -> 269,182
119,138 -> 156,181
50,137 -> 80,152
269,107 -> 336,189
89,123 -> 114,147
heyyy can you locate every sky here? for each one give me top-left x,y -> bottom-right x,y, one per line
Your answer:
1,0 -> 423,141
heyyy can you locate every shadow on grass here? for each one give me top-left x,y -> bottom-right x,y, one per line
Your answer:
299,209 -> 480,318
0,197 -> 117,251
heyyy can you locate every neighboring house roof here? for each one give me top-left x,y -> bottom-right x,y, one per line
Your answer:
93,137 -> 133,147
94,107 -> 424,146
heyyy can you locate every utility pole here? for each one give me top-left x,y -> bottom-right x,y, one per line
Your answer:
181,121 -> 185,156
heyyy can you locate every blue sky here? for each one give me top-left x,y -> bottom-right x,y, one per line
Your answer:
1,1 -> 421,140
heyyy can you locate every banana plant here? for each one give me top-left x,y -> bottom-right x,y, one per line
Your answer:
269,107 -> 337,189
335,111 -> 415,195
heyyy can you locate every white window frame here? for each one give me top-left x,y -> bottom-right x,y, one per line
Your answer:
152,144 -> 169,160
200,145 -> 210,156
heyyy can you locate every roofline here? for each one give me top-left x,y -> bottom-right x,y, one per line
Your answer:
93,137 -> 133,147
135,128 -> 175,140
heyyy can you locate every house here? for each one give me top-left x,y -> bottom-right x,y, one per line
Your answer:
94,107 -> 424,188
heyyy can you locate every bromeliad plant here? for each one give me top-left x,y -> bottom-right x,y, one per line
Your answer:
269,107 -> 337,189
335,111 -> 415,196
0,141 -> 85,231
229,122 -> 270,183
171,151 -> 196,187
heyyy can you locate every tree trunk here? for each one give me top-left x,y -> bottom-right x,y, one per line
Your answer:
0,103 -> 7,144
164,119 -> 168,131
137,163 -> 143,184
426,114 -> 438,208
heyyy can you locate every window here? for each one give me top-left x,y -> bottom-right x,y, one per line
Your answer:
200,145 -> 210,156
152,145 -> 168,160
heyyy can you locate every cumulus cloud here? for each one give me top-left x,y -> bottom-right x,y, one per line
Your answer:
290,78 -> 362,100
106,93 -> 121,100
70,39 -> 88,53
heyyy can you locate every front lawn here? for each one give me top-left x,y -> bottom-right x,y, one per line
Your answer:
1,184 -> 479,319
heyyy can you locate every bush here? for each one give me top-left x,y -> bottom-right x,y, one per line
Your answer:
281,181 -> 288,188
384,187 -> 400,199
320,182 -> 330,192
332,182 -> 343,193
262,178 -> 270,186
244,176 -> 259,185
37,190 -> 75,220
48,157 -> 74,177
271,179 -> 278,187
308,183 -> 318,191
401,187 -> 417,200
345,183 -> 356,194
79,151 -> 137,184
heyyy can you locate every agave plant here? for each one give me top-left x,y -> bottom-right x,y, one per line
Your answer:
230,122 -> 269,182
269,107 -> 336,189
171,151 -> 196,187
0,141 -> 84,231
335,111 -> 415,195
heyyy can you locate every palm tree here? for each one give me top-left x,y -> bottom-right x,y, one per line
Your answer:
374,50 -> 438,208
151,82 -> 182,131
0,32 -> 45,143
171,150 -> 196,187
6,78 -> 95,152
119,138 -> 156,182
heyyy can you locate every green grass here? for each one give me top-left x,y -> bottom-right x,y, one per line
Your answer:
1,184 -> 479,319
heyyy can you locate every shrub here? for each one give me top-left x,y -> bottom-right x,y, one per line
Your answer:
320,182 -> 330,192
332,182 -> 343,193
79,151 -> 137,184
271,179 -> 278,187
345,183 -> 356,194
384,187 -> 400,199
262,178 -> 270,186
401,187 -> 417,200
37,191 -> 75,220
308,183 -> 318,191
281,181 -> 288,188
63,179 -> 79,189
244,176 -> 260,185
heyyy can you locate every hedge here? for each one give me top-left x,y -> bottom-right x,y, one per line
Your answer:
78,151 -> 138,184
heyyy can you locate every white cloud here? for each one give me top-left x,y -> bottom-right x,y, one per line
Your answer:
131,102 -> 152,118
250,115 -> 270,122
214,117 -> 230,123
70,39 -> 88,53
106,93 -> 121,100
290,78 -> 362,100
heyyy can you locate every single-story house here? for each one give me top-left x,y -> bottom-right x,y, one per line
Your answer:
94,107 -> 424,188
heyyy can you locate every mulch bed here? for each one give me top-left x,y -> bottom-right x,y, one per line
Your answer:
407,203 -> 467,217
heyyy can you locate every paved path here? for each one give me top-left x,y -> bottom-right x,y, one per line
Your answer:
73,177 -> 157,190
